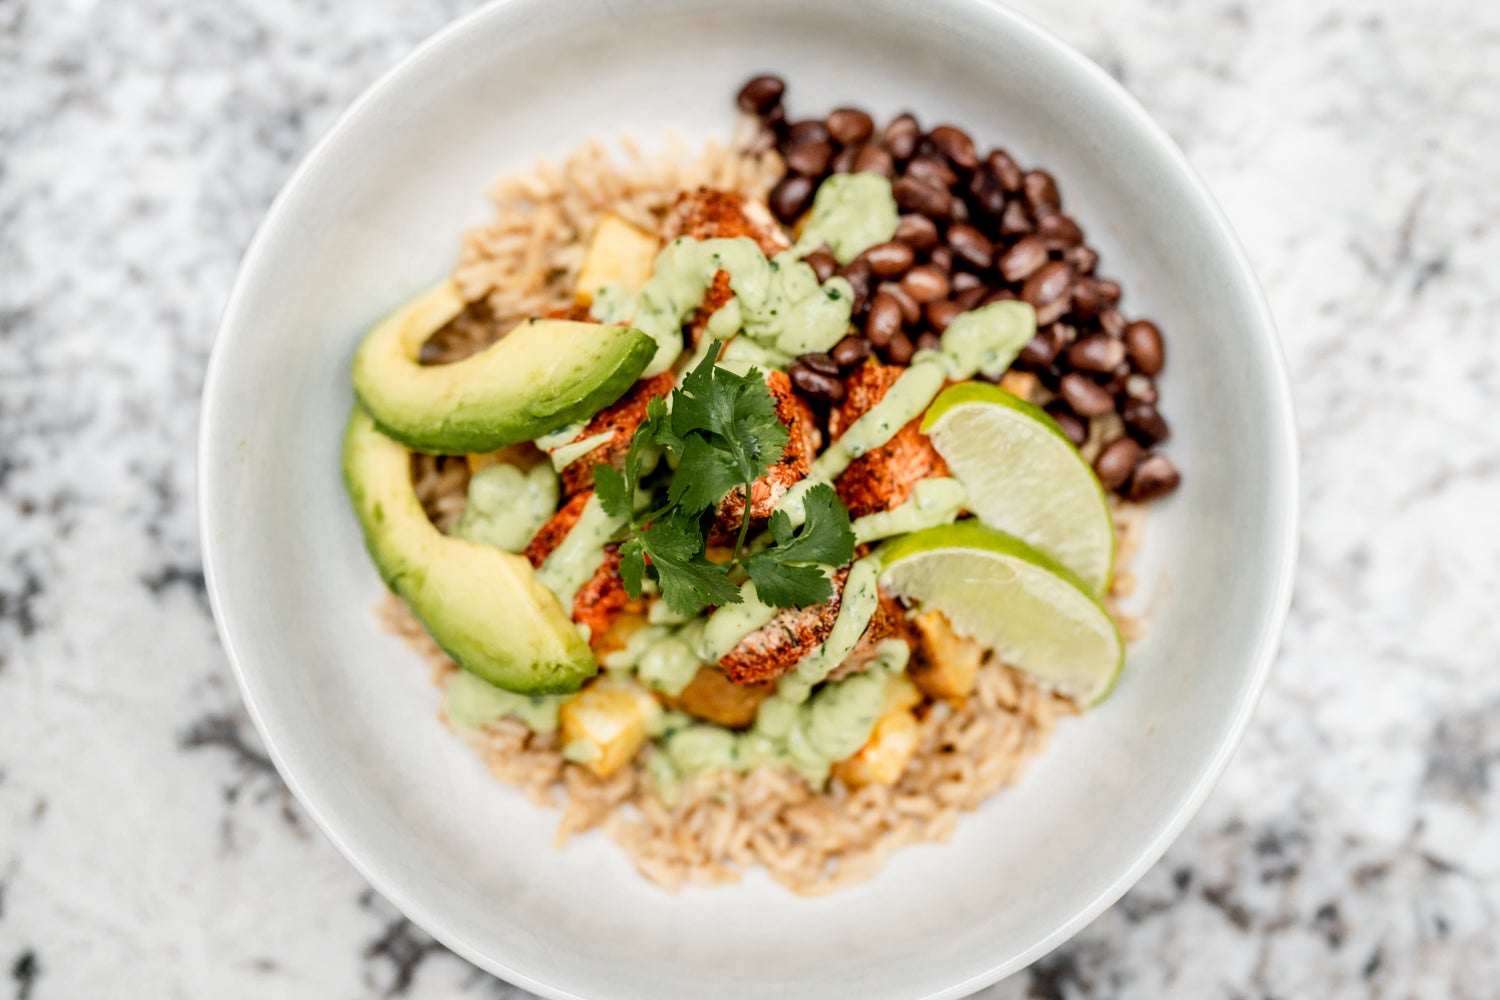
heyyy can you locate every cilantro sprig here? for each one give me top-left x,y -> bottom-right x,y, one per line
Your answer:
593,346 -> 855,616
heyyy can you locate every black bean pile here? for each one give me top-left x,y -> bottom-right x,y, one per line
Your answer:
736,75 -> 1180,503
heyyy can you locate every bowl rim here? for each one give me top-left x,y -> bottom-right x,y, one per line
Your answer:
198,0 -> 1299,996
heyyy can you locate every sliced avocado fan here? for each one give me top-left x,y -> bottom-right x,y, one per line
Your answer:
343,406 -> 597,695
351,279 -> 656,455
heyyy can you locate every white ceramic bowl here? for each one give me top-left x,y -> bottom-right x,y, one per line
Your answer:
199,1 -> 1296,996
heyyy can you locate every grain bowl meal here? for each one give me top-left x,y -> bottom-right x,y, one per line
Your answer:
342,75 -> 1181,894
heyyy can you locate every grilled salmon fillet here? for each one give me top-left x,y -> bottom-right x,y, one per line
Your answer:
524,491 -> 641,651
550,372 -> 675,497
662,189 -> 790,346
827,363 -> 950,519
710,369 -> 821,538
718,568 -> 912,686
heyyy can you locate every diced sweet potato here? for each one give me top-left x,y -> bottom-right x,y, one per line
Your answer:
663,666 -> 774,730
832,676 -> 924,788
909,610 -> 984,705
576,214 -> 660,303
558,681 -> 656,778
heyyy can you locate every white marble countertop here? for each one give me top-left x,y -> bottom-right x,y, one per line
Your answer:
3,0 -> 1498,996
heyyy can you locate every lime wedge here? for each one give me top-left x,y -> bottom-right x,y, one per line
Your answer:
922,382 -> 1114,595
879,521 -> 1123,704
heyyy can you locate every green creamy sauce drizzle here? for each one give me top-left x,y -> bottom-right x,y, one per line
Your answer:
453,463 -> 560,553
535,493 -> 623,607
445,671 -> 565,732
701,580 -> 778,660
791,173 -> 901,264
588,175 -> 902,375
547,430 -> 614,471
594,237 -> 854,374
604,620 -> 706,697
852,477 -> 968,544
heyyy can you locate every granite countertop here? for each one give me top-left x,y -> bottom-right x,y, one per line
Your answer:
3,0 -> 1498,996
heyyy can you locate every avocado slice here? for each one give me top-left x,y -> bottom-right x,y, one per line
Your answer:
342,406 -> 597,694
351,279 -> 657,455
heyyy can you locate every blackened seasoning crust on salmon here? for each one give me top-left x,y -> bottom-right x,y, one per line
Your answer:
557,372 -> 676,497
711,369 -> 822,539
827,363 -> 949,519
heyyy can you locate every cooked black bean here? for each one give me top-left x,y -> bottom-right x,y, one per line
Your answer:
1126,454 -> 1181,501
879,282 -> 922,324
894,213 -> 940,253
954,285 -> 989,310
982,287 -> 1019,306
901,265 -> 951,303
1059,373 -> 1115,418
997,235 -> 1049,282
1064,244 -> 1099,274
928,125 -> 979,171
1099,308 -> 1127,338
999,199 -> 1033,235
971,174 -> 1009,219
1046,404 -> 1088,447
1123,400 -> 1171,444
1021,260 -> 1075,324
789,363 -> 845,403
853,144 -> 896,178
865,293 -> 904,347
762,102 -> 788,136
951,270 -> 983,293
830,144 -> 859,173
785,139 -> 834,176
905,155 -> 958,190
826,107 -> 875,145
831,335 -> 872,368
887,331 -> 916,365
838,257 -> 874,310
883,113 -> 921,160
985,149 -> 1023,192
1066,334 -> 1127,373
925,299 -> 963,333
800,351 -> 840,376
946,223 -> 994,270
1019,330 -> 1059,368
863,241 -> 916,278
916,331 -> 944,353
1094,437 -> 1143,490
1071,277 -> 1107,319
737,75 -> 785,114
892,176 -> 951,217
949,195 -> 970,224
1095,278 -> 1122,303
769,174 -> 815,223
1124,374 -> 1159,405
1022,169 -> 1061,213
1037,213 -> 1083,249
803,249 -> 838,283
787,119 -> 830,145
1124,320 -> 1165,375
928,246 -> 955,274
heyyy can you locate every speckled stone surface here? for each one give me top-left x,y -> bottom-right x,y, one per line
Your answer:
2,0 -> 1498,997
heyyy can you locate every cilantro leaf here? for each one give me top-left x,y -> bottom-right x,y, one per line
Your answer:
742,484 -> 855,607
669,436 -> 744,514
745,558 -> 832,608
769,483 -> 855,566
617,536 -> 647,598
638,510 -> 740,614
593,463 -> 631,520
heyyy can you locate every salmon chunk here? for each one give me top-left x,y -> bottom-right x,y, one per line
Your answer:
524,491 -> 641,649
711,370 -> 821,538
827,363 -> 950,519
550,372 -> 675,497
718,569 -> 912,686
661,189 -> 790,346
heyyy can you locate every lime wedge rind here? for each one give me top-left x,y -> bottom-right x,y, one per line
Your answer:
880,521 -> 1124,705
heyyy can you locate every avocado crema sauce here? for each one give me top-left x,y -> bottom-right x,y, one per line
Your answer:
445,173 -> 1038,793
